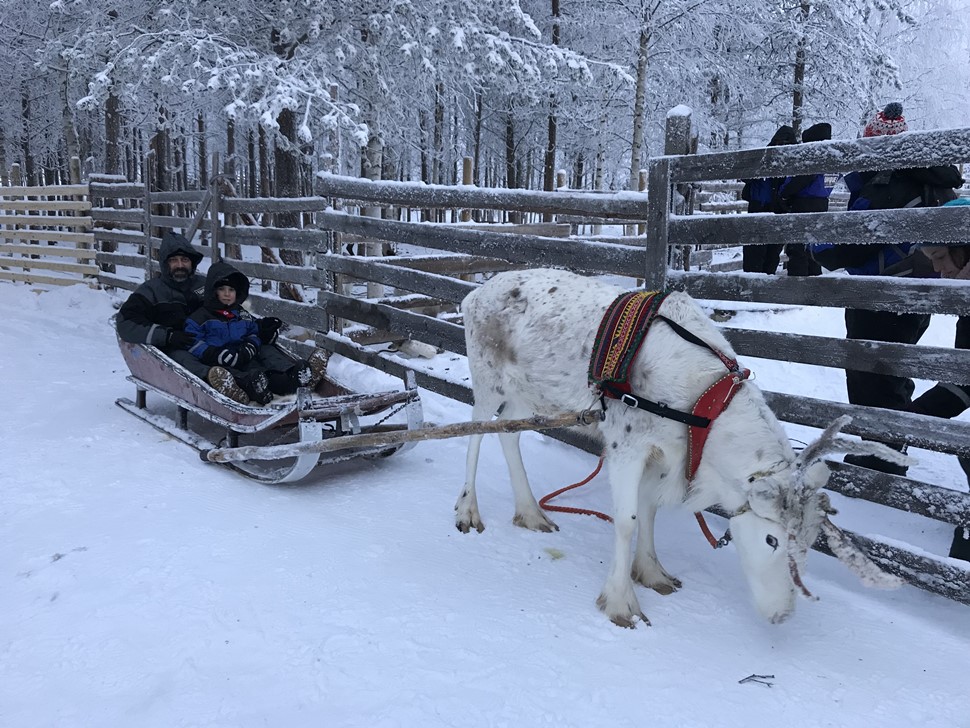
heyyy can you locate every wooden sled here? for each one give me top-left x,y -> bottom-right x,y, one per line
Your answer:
115,339 -> 424,484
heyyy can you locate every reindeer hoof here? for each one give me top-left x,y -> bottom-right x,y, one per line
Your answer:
455,519 -> 485,534
596,593 -> 650,628
632,565 -> 682,594
512,510 -> 559,532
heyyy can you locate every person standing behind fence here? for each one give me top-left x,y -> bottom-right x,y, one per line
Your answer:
912,197 -> 970,562
811,102 -> 964,476
740,125 -> 796,274
774,122 -> 830,277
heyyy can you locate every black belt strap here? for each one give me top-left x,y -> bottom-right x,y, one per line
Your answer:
600,382 -> 712,428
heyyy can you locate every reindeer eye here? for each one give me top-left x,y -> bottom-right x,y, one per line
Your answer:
765,535 -> 779,550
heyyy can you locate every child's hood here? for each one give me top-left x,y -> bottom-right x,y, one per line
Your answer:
204,260 -> 251,308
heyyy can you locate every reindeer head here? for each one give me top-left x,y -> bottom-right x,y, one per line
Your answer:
729,416 -> 903,623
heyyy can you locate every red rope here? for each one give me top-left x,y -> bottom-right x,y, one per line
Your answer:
539,456 -> 613,522
694,512 -> 720,549
539,458 -> 725,550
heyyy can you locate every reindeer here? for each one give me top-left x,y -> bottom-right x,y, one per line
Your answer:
457,268 -> 903,627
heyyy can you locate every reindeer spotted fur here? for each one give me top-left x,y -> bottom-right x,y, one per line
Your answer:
458,268 -> 902,627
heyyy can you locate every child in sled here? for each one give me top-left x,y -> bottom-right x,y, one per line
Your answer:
184,260 -> 329,405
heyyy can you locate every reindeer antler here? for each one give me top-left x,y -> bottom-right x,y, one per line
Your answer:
819,519 -> 904,589
796,415 -> 912,472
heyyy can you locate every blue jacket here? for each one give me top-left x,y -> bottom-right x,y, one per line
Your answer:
185,261 -> 262,360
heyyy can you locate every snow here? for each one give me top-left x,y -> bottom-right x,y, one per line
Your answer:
3,281 -> 969,728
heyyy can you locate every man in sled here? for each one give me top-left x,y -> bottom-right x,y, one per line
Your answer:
116,230 -> 210,380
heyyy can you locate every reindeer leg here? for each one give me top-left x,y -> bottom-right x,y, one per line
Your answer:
455,401 -> 492,533
597,454 -> 649,627
498,431 -> 558,532
631,495 -> 682,595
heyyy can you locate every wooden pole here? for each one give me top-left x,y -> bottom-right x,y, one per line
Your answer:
460,156 -> 473,222
209,151 -> 221,262
204,410 -> 602,464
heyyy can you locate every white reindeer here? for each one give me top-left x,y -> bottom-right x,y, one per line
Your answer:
457,268 -> 903,627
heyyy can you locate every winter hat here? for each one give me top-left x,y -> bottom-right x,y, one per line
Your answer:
768,125 -> 797,146
863,102 -> 908,137
160,230 -> 203,269
801,122 -> 832,143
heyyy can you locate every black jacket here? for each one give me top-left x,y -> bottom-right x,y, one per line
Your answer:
116,232 -> 205,348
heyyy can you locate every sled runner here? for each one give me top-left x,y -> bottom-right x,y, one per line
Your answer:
115,339 -> 424,483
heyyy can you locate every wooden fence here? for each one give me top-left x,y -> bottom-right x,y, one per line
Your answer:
0,180 -> 97,288
3,123 -> 969,607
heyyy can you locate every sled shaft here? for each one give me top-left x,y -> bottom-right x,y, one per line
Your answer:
203,411 -> 599,464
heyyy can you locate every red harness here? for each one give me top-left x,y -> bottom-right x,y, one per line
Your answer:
590,292 -> 751,483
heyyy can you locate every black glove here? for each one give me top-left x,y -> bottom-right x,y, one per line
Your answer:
258,317 -> 283,345
166,330 -> 195,350
238,341 -> 259,366
202,346 -> 242,368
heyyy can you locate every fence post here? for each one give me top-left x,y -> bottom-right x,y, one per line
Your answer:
664,106 -> 696,271
460,157 -> 473,223
142,154 -> 155,280
209,151 -> 221,263
645,158 -> 670,291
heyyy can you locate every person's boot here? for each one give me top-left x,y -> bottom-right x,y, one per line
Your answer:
307,349 -> 330,388
949,527 -> 970,562
239,370 -> 274,405
206,366 -> 250,405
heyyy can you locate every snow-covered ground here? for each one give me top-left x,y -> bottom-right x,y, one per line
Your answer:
3,281 -> 968,728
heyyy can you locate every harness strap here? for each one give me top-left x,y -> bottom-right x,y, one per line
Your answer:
600,382 -> 711,428
686,370 -> 749,481
656,315 -> 740,372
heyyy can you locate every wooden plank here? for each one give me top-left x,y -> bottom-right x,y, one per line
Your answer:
224,226 -> 327,253
0,229 -> 94,245
0,184 -> 88,197
320,290 -> 467,354
89,182 -> 145,199
383,254 -> 522,275
90,208 -> 142,225
228,176 -> 651,219
724,328 -> 970,386
245,293 -> 326,332
225,258 -> 323,287
94,229 -> 155,247
667,127 -> 970,182
0,256 -> 98,275
150,189 -> 208,203
762,391 -> 970,457
228,217 -> 645,275
319,334 -> 474,405
320,254 -> 476,304
96,272 -> 139,291
146,215 -> 198,229
671,205 -> 970,248
825,462 -> 970,528
96,251 -> 152,270
0,270 -> 97,287
314,211 -> 645,275
667,270 -> 970,316
0,244 -> 97,260
847,534 -> 970,605
454,222 -> 573,237
0,214 -> 92,229
0,200 -> 91,212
